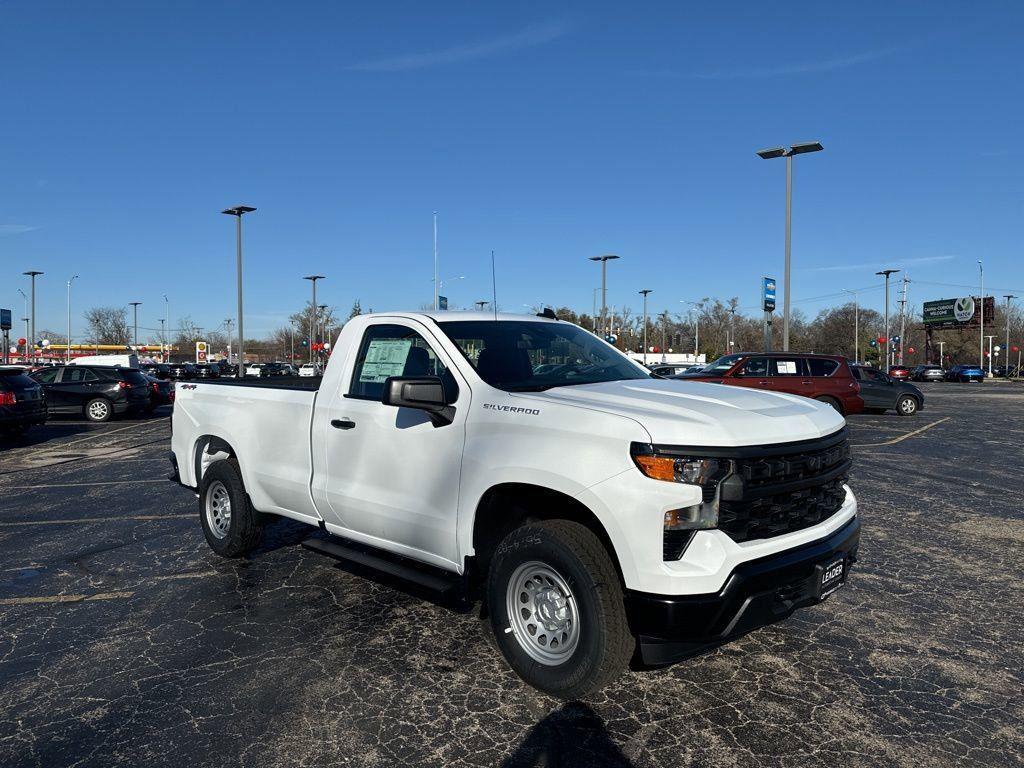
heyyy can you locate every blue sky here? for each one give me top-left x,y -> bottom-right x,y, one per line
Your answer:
2,1 -> 1023,341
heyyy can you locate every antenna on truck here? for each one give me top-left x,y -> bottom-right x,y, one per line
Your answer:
491,249 -> 498,321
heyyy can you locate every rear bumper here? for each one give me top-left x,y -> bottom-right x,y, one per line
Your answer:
625,516 -> 860,665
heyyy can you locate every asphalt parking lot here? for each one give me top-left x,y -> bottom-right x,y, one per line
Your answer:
1,384 -> 1022,768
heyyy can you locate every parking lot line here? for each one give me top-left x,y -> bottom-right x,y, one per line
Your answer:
0,591 -> 134,606
852,416 -> 951,448
0,514 -> 193,527
11,418 -> 170,457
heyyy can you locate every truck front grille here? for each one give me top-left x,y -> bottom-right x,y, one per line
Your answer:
717,430 -> 851,543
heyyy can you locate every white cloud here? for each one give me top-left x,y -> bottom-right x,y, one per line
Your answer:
804,255 -> 956,273
660,43 -> 909,81
0,224 -> 38,235
347,20 -> 568,72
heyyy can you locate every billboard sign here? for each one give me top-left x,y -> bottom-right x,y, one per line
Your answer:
195,341 -> 208,363
762,277 -> 776,312
923,297 -> 995,328
0,309 -> 11,331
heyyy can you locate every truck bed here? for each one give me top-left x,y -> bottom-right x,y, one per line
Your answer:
190,376 -> 322,391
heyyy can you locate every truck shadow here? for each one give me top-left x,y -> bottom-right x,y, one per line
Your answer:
502,702 -> 635,768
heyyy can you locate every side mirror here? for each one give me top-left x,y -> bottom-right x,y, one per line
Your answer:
382,376 -> 456,427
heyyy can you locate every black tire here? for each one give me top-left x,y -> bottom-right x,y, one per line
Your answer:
84,397 -> 113,423
486,520 -> 633,700
896,394 -> 919,416
199,458 -> 263,557
815,395 -> 843,414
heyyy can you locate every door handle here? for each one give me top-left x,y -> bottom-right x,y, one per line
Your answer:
758,380 -> 769,385
801,380 -> 812,385
331,418 -> 356,430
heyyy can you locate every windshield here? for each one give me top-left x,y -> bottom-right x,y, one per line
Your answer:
702,353 -> 746,374
437,320 -> 651,392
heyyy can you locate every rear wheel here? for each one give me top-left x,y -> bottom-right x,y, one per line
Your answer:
486,520 -> 633,700
815,395 -> 843,414
84,398 -> 112,422
896,394 -> 919,416
199,459 -> 263,557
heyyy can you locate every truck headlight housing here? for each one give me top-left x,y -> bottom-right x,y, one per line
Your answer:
631,443 -> 734,560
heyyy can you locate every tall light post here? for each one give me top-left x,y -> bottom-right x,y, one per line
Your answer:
17,288 -> 28,361
128,302 -> 142,349
303,275 -> 325,363
756,142 -> 824,351
978,260 -> 984,371
433,211 -> 439,311
66,275 -> 79,361
682,300 -> 701,360
876,269 -> 900,368
318,304 -> 328,361
985,335 -> 995,376
639,289 -> 652,365
163,294 -> 170,362
843,288 -> 859,362
224,318 -> 233,368
222,205 -> 256,378
1005,295 -> 1017,376
588,255 -> 619,339
22,271 -> 43,362
159,318 -> 166,362
938,341 -> 945,366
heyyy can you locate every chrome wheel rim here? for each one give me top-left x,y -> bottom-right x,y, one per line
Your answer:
506,561 -> 580,666
205,480 -> 232,539
900,397 -> 916,414
88,401 -> 109,420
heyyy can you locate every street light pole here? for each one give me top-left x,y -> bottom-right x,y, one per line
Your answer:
22,271 -> 43,362
639,289 -> 652,365
303,275 -> 325,364
1005,295 -> 1017,376
876,270 -> 900,368
128,302 -> 141,349
978,260 -> 984,371
843,288 -> 859,362
222,205 -> 257,378
66,275 -> 79,361
159,318 -> 166,362
224,318 -> 233,369
318,304 -> 328,361
433,211 -> 439,311
163,294 -> 170,362
756,142 -> 824,351
589,255 -> 620,339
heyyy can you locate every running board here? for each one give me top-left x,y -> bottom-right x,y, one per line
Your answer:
302,536 -> 461,595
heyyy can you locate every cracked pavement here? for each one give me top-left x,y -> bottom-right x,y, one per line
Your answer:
0,383 -> 1022,767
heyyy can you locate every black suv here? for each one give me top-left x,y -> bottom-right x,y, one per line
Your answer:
169,362 -> 197,380
193,363 -> 221,379
0,367 -> 47,438
30,365 -> 151,422
142,363 -> 172,380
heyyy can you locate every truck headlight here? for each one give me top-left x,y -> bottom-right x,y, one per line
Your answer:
630,444 -> 730,489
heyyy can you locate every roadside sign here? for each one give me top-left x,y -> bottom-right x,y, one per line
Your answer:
762,277 -> 776,312
195,341 -> 208,363
0,309 -> 11,331
923,296 -> 995,328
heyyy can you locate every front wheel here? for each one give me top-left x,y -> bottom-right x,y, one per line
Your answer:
896,395 -> 919,416
486,520 -> 633,700
84,398 -> 112,422
815,395 -> 843,414
199,458 -> 263,557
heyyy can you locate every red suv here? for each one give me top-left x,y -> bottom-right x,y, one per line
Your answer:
887,365 -> 911,381
675,352 -> 864,414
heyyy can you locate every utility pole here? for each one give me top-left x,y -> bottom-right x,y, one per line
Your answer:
128,302 -> 142,349
843,289 -> 859,362
897,275 -> 909,365
1005,295 -> 1017,376
22,271 -> 43,363
222,205 -> 256,377
756,142 -> 824,351
876,270 -> 900,368
589,255 -> 620,339
978,260 -> 984,371
639,289 -> 652,365
66,275 -> 79,361
303,275 -> 325,363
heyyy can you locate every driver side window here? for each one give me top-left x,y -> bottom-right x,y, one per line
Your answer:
740,357 -> 769,377
348,324 -> 457,401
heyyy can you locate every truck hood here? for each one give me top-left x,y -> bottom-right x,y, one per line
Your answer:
526,379 -> 845,447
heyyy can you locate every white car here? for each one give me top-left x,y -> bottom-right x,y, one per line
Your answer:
298,363 -> 322,377
171,312 -> 858,699
245,363 -> 263,377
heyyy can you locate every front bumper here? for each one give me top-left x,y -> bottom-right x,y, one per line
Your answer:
626,516 -> 860,665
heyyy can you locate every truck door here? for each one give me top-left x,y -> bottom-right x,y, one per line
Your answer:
314,320 -> 468,569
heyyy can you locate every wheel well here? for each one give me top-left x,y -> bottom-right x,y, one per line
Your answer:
193,435 -> 237,486
470,483 -> 623,588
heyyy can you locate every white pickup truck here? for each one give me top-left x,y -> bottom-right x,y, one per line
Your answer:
171,311 -> 858,698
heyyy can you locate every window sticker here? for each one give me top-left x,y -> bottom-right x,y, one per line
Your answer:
777,360 -> 797,374
359,338 -> 412,383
